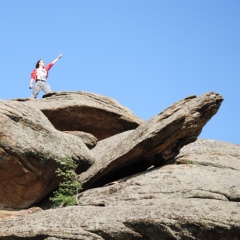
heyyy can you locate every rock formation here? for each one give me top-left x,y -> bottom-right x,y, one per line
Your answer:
79,92 -> 223,189
0,90 -> 239,239
16,91 -> 143,140
0,100 -> 94,209
0,140 -> 239,239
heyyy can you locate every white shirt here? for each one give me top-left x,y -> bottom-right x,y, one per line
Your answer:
37,68 -> 47,80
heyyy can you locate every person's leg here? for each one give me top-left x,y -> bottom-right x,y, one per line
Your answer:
30,82 -> 42,98
42,82 -> 51,94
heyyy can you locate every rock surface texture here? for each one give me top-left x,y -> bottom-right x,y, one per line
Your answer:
0,91 -> 239,239
79,92 -> 223,189
0,140 -> 239,240
0,100 -> 94,209
18,91 -> 143,140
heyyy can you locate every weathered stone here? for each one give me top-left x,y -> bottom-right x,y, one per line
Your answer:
79,92 -> 223,189
0,100 -> 94,209
14,91 -> 143,140
0,140 -> 239,240
175,138 -> 240,171
64,131 -> 98,149
1,90 -> 239,240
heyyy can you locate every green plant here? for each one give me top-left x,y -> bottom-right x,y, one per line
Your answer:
50,157 -> 82,207
188,160 -> 193,164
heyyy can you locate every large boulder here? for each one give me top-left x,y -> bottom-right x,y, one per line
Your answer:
15,91 -> 143,140
0,139 -> 239,239
79,92 -> 223,189
0,100 -> 94,209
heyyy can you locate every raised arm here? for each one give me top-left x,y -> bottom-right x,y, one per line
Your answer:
52,53 -> 62,65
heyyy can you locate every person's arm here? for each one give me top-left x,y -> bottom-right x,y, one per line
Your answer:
29,78 -> 35,89
52,53 -> 62,65
29,69 -> 36,89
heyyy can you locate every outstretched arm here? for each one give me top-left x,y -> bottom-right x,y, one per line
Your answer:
52,53 -> 62,65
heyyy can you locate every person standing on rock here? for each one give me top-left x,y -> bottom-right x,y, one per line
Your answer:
29,54 -> 62,98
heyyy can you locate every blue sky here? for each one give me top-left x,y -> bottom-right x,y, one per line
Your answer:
1,1 -> 239,144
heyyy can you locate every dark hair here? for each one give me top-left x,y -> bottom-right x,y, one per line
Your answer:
35,59 -> 42,68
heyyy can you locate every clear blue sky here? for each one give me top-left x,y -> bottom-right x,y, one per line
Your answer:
1,1 -> 239,144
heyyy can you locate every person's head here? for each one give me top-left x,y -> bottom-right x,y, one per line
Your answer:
35,59 -> 45,68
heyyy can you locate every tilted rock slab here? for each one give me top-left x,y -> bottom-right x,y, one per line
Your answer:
15,91 -> 143,140
0,140 -> 239,239
0,101 -> 94,209
79,92 -> 223,189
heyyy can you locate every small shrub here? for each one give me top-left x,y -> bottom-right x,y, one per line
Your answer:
50,157 -> 82,207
